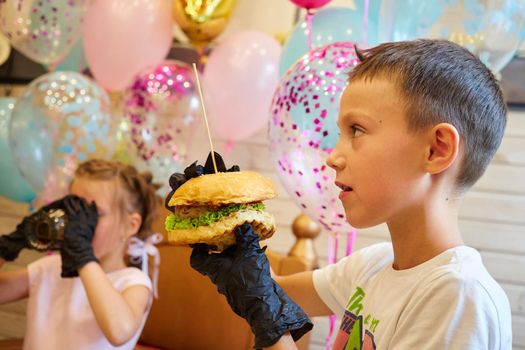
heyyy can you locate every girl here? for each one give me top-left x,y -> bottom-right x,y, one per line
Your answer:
0,159 -> 161,349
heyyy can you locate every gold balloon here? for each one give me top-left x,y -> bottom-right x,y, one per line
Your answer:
173,0 -> 238,47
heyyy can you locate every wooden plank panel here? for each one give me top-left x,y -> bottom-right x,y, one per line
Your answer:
460,220 -> 525,255
507,110 -> 525,137
0,311 -> 26,338
0,300 -> 27,316
514,315 -> 525,348
481,251 -> 525,285
473,164 -> 525,195
501,283 -> 525,316
460,191 -> 525,225
494,136 -> 525,166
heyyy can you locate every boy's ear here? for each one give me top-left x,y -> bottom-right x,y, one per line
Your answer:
425,123 -> 460,174
126,212 -> 143,238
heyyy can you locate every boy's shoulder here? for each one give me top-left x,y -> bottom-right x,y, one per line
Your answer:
411,246 -> 511,328
417,245 -> 503,299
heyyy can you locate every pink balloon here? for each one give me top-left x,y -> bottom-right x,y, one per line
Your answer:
82,0 -> 173,91
204,31 -> 281,142
290,0 -> 332,9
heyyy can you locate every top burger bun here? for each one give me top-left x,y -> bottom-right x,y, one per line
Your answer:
167,171 -> 277,207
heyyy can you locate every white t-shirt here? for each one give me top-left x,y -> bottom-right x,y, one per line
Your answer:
313,242 -> 512,349
24,255 -> 152,350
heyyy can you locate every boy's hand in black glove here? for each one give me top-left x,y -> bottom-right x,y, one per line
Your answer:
165,151 -> 240,211
190,224 -> 313,349
0,197 -> 66,261
60,195 -> 99,278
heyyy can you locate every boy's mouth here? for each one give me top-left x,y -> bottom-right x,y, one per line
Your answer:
335,181 -> 353,192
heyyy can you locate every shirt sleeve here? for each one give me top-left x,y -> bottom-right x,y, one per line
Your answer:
111,267 -> 152,293
389,271 -> 509,350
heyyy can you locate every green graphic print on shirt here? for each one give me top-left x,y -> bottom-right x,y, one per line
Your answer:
332,287 -> 379,350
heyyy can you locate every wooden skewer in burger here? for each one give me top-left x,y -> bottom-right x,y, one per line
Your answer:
164,64 -> 276,250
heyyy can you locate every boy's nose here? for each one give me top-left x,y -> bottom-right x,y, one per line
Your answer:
326,151 -> 345,171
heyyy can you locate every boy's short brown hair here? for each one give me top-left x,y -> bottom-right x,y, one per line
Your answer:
350,39 -> 507,191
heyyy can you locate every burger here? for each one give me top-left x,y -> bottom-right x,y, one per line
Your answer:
164,154 -> 277,250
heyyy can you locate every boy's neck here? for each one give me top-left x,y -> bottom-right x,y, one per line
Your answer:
387,197 -> 464,270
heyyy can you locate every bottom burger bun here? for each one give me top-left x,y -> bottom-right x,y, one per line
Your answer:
166,209 -> 276,251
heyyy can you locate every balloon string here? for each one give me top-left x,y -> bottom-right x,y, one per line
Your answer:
325,229 -> 357,349
326,232 -> 339,349
306,9 -> 314,52
363,0 -> 369,46
192,63 -> 218,173
346,228 -> 357,256
224,139 -> 234,156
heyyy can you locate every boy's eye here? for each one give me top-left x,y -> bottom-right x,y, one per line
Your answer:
350,125 -> 364,137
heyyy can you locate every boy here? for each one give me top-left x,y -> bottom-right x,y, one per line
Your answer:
189,39 -> 512,349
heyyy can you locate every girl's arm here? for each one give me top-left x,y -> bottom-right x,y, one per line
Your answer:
79,261 -> 150,346
0,260 -> 29,304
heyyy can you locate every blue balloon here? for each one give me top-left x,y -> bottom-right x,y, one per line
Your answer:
378,0 -> 525,73
0,97 -> 36,203
279,5 -> 381,76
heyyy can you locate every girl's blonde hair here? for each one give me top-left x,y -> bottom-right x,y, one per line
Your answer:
75,159 -> 160,240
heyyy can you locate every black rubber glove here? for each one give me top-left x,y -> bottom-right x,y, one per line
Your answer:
0,198 -> 66,261
60,195 -> 99,278
190,224 -> 313,349
165,151 -> 240,211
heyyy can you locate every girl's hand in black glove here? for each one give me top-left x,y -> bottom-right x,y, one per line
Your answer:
0,197 -> 66,261
190,224 -> 313,349
60,195 -> 99,278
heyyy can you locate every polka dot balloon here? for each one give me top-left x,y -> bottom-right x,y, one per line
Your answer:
0,0 -> 88,65
269,42 -> 359,233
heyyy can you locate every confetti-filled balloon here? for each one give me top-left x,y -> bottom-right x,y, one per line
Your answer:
379,0 -> 525,73
0,0 -> 89,65
122,60 -> 205,195
9,72 -> 116,202
0,97 -> 35,203
269,42 -> 359,233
